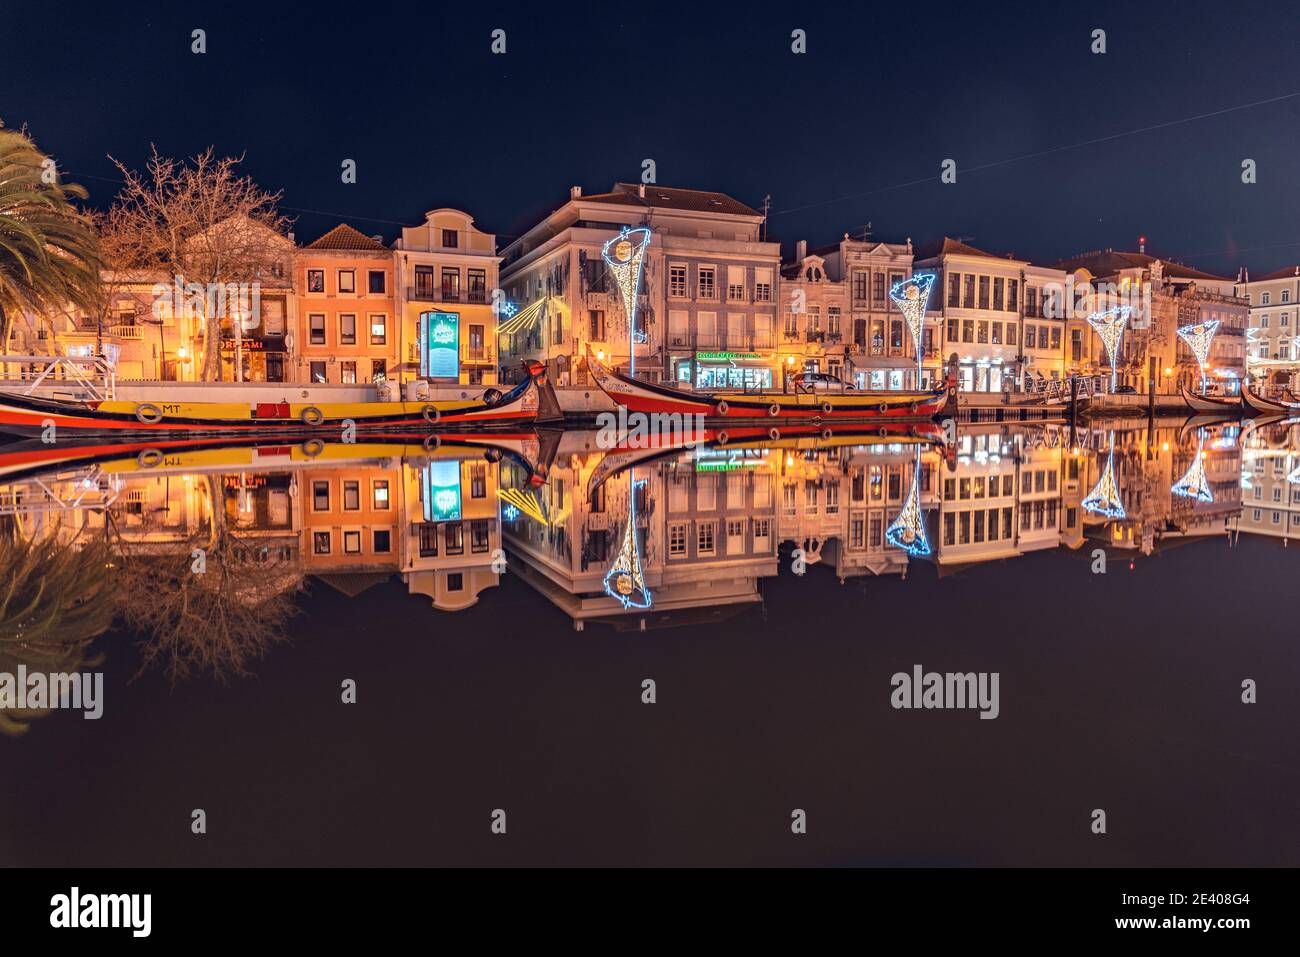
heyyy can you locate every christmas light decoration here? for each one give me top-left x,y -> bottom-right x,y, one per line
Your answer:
889,273 -> 936,376
603,471 -> 652,609
1082,433 -> 1126,519
1087,306 -> 1132,391
497,296 -> 547,336
1171,430 -> 1213,502
496,487 -> 547,525
602,226 -> 652,376
885,447 -> 930,556
1176,319 -> 1221,392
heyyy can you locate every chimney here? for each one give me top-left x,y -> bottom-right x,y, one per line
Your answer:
638,183 -> 646,199
796,239 -> 807,261
570,185 -> 582,199
288,231 -> 296,243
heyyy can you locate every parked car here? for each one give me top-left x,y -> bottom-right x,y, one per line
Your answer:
792,372 -> 855,393
1113,385 -> 1138,394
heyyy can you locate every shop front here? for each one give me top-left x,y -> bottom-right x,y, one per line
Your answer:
220,335 -> 288,382
953,357 -> 1012,393
673,351 -> 775,390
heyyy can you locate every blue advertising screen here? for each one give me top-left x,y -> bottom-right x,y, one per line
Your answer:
423,461 -> 462,522
420,311 -> 460,379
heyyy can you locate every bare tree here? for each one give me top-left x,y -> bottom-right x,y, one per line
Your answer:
105,147 -> 292,380
110,475 -> 302,683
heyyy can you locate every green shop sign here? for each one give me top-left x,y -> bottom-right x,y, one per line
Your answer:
695,351 -> 762,362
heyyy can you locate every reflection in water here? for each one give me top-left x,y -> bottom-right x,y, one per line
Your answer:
0,416 -> 1296,704
0,527 -> 115,735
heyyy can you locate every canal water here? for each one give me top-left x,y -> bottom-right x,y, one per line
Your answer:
1,417 -> 1297,866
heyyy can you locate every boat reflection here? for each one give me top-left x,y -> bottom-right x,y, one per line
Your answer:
0,416 -> 1295,715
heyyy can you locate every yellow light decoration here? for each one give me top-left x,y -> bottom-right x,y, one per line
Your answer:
1082,433 -> 1126,519
1171,430 -> 1213,502
1087,306 -> 1132,391
1176,319 -> 1221,393
889,273 -> 936,375
497,296 -> 547,337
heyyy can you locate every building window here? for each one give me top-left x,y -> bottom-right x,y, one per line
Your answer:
306,269 -> 324,293
340,480 -> 359,511
447,572 -> 464,591
418,523 -> 438,557
338,270 -> 355,294
312,480 -> 330,511
1007,279 -> 1018,311
444,523 -> 464,555
872,272 -> 885,303
668,522 -> 687,557
669,265 -> 687,297
754,280 -> 772,302
993,277 -> 1004,311
441,229 -> 458,248
310,314 -> 326,345
698,267 -> 716,299
368,270 -> 386,294
310,361 -> 327,383
340,361 -> 356,384
1261,292 -> 1271,304
471,519 -> 490,553
373,480 -> 390,509
339,313 -> 357,345
589,309 -> 605,340
372,359 -> 386,381
962,274 -> 975,308
962,319 -> 974,342
470,464 -> 487,498
370,314 -> 386,345
441,268 -> 460,301
978,276 -> 990,309
414,265 -> 435,297
343,530 -> 361,554
696,521 -> 716,556
313,531 -> 331,554
1006,323 -> 1018,346
373,529 -> 391,553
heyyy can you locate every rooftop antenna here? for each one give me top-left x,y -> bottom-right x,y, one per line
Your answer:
857,221 -> 872,242
760,194 -> 771,241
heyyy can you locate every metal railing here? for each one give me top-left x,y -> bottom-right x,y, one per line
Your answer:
406,287 -> 489,304
0,354 -> 116,400
667,332 -> 777,351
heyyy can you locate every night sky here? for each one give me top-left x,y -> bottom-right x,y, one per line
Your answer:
6,0 -> 1300,274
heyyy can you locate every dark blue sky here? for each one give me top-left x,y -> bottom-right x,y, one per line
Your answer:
6,0 -> 1299,274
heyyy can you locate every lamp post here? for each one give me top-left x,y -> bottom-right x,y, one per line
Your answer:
139,317 -> 167,381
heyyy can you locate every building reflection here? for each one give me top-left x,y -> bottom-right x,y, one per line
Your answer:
0,416 -> 1289,645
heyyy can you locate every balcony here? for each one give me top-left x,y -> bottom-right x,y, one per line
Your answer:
407,287 -> 489,305
110,325 -> 144,340
666,332 -> 776,352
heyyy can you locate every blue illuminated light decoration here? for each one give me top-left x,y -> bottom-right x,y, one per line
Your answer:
497,296 -> 545,336
502,504 -> 521,522
1087,306 -> 1132,392
888,273 -> 936,377
601,227 -> 652,376
1176,319 -> 1221,393
603,471 -> 652,609
1171,429 -> 1213,502
884,447 -> 930,556
1082,432 -> 1126,519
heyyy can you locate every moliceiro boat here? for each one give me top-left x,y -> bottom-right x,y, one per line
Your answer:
1180,385 -> 1243,415
0,362 -> 558,438
585,347 -> 951,420
1241,385 -> 1292,415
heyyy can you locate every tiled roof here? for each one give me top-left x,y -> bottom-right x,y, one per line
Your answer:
1249,265 -> 1300,282
912,237 -> 1013,262
306,223 -> 388,251
580,182 -> 761,216
1053,249 -> 1230,282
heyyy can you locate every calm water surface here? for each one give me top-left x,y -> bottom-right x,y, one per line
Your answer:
2,417 -> 1297,866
